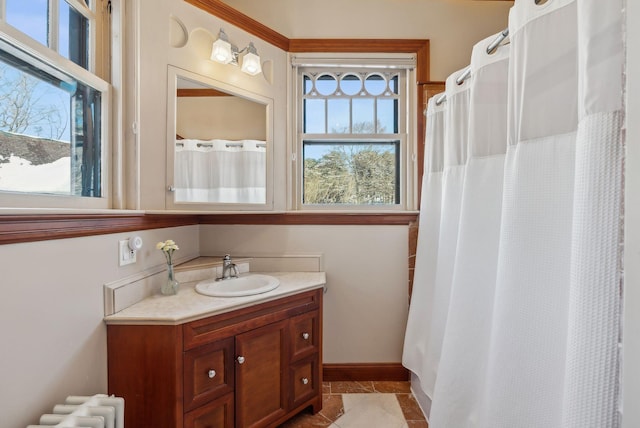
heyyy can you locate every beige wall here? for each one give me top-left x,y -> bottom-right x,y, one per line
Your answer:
222,0 -> 512,81
176,96 -> 267,141
0,225 -> 199,428
0,221 -> 408,427
200,224 -> 410,363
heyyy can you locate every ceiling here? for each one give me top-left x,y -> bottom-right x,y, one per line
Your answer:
216,0 -> 513,40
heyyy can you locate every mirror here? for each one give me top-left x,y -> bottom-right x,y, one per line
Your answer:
166,67 -> 272,208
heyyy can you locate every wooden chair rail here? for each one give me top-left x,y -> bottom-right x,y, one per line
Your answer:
0,212 -> 418,245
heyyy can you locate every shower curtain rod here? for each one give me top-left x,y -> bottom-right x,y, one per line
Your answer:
435,93 -> 447,106
487,28 -> 509,54
433,27 -> 509,107
435,67 -> 470,106
174,142 -> 267,148
456,67 -> 472,85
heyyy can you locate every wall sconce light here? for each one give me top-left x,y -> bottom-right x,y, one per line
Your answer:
210,29 -> 262,76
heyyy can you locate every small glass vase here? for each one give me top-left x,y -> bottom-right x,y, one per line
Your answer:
161,263 -> 179,295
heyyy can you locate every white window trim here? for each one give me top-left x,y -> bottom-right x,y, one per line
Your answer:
0,7 -> 112,210
291,52 -> 417,69
289,53 -> 418,212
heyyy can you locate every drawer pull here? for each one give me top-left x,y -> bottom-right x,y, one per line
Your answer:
237,356 -> 246,364
301,377 -> 309,385
208,370 -> 216,379
302,332 -> 310,340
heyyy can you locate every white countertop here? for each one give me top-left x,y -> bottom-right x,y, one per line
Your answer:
104,271 -> 326,325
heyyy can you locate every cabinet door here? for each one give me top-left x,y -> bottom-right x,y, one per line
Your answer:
235,319 -> 288,428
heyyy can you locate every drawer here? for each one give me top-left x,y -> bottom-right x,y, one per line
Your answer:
184,337 -> 234,411
184,392 -> 234,428
289,356 -> 319,409
289,310 -> 319,362
183,289 -> 321,350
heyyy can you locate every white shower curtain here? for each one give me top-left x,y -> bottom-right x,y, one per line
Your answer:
403,68 -> 470,401
403,0 -> 624,426
402,94 -> 446,409
174,139 -> 266,203
561,0 -> 623,424
428,32 -> 509,428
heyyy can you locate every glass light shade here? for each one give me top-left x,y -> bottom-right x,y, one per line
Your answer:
241,51 -> 262,76
211,38 -> 233,64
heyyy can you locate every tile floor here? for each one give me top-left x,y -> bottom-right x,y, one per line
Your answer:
279,381 -> 428,428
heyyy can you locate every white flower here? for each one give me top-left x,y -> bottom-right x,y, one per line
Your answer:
157,239 -> 179,264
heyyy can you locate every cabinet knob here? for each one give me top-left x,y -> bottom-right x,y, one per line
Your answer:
301,377 -> 309,385
167,185 -> 175,192
208,370 -> 216,379
302,332 -> 310,340
237,356 -> 245,364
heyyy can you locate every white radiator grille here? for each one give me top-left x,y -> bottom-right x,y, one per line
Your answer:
27,394 -> 124,428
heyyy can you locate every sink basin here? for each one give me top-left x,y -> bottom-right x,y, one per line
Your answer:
195,274 -> 280,297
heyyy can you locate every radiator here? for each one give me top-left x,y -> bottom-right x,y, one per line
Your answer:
27,394 -> 124,428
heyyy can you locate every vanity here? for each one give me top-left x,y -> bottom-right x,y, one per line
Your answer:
105,272 -> 325,428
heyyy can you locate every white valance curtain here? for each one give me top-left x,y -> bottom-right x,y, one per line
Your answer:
403,0 -> 624,426
174,139 -> 266,204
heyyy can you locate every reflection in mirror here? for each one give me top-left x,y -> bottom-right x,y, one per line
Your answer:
173,75 -> 268,205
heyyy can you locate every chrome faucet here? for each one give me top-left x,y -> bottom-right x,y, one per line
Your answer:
219,254 -> 239,280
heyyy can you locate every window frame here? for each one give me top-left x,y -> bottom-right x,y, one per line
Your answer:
291,55 -> 417,212
0,0 -> 111,209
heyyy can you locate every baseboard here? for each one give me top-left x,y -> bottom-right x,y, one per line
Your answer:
323,363 -> 410,382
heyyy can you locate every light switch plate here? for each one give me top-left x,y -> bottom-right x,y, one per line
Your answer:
119,239 -> 137,266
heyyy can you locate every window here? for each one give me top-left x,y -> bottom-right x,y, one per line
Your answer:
294,60 -> 415,210
0,0 -> 110,207
303,140 -> 400,205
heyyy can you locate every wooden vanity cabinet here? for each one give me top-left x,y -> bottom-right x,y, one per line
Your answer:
107,288 -> 323,428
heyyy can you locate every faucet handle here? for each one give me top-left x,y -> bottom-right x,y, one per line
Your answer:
223,254 -> 231,262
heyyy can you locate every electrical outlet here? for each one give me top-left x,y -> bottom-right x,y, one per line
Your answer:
119,239 -> 137,266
